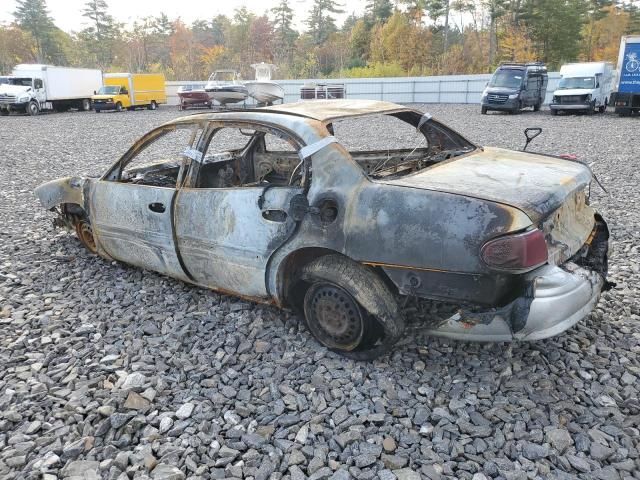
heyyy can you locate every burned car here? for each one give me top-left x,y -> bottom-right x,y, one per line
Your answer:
35,100 -> 610,359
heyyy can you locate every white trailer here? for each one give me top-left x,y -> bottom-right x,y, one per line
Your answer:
0,64 -> 102,115
611,35 -> 640,116
549,62 -> 614,115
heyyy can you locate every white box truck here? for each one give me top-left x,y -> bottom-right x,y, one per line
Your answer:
549,62 -> 614,115
610,35 -> 640,116
0,64 -> 102,116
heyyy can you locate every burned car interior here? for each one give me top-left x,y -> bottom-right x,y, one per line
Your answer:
113,111 -> 477,191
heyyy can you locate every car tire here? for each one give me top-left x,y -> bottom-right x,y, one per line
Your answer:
0,110 -> 8,116
95,109 -> 101,113
81,99 -> 91,111
550,109 -> 558,116
75,219 -> 98,254
27,101 -> 40,116
301,254 -> 404,360
533,102 -> 541,112
481,106 -> 487,115
511,102 -> 520,114
148,101 -> 157,110
115,102 -> 123,112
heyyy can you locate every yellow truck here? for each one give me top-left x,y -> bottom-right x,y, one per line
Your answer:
92,73 -> 166,112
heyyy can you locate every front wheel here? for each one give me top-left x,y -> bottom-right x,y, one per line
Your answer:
27,101 -> 40,116
533,102 -> 541,112
75,219 -> 97,254
481,106 -> 487,115
301,255 -> 404,360
148,100 -> 157,110
115,102 -> 123,112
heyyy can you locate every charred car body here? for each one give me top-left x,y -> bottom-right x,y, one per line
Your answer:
35,100 -> 610,359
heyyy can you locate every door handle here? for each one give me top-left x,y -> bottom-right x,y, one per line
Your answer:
148,202 -> 166,213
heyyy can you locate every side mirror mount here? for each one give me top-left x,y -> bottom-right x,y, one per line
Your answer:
522,127 -> 542,151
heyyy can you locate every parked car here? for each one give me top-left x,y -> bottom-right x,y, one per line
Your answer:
481,62 -> 548,114
35,100 -> 610,360
550,62 -> 615,115
0,64 -> 101,115
92,73 -> 166,112
610,35 -> 640,116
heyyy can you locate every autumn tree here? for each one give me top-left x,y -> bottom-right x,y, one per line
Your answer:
79,0 -> 120,68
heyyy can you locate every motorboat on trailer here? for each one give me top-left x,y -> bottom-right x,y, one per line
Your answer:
177,83 -> 211,110
204,70 -> 248,105
245,63 -> 285,105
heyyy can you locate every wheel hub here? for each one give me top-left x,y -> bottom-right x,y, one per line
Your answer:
306,284 -> 364,349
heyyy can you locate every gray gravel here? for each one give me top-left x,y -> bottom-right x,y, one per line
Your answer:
0,105 -> 639,480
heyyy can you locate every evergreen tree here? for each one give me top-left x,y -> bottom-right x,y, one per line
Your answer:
306,0 -> 344,45
13,0 -> 56,62
366,0 -> 394,24
271,0 -> 297,60
81,0 -> 118,67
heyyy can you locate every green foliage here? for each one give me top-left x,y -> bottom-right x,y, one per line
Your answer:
0,0 -> 632,78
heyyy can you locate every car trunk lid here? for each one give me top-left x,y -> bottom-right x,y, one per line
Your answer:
383,147 -> 592,223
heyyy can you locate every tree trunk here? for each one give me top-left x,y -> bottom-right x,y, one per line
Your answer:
443,0 -> 450,53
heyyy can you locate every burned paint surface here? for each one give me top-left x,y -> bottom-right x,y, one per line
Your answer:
34,99 -> 609,345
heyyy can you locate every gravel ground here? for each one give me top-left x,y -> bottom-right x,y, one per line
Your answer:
0,105 -> 639,480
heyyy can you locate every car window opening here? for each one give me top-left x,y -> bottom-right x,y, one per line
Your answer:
329,112 -> 476,180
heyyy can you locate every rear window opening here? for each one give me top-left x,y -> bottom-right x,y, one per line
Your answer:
327,112 -> 476,180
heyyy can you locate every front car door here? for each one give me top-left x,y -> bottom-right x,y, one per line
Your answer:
174,124 -> 305,298
90,122 -> 204,282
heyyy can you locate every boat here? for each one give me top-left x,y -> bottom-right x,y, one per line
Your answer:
245,63 -> 285,105
204,70 -> 248,105
177,83 -> 211,110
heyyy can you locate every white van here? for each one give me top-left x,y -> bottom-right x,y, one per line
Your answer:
549,62 -> 615,115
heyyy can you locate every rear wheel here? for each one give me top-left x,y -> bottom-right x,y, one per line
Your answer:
300,254 -> 404,360
148,100 -> 157,110
27,101 -> 40,116
75,219 -> 97,254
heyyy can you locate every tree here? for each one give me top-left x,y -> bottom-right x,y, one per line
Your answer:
427,0 -> 451,53
306,0 -> 344,45
80,0 -> 119,67
582,0 -> 613,60
271,0 -> 297,64
366,0 -> 394,24
0,26 -> 37,73
13,0 -> 56,62
483,0 -> 508,65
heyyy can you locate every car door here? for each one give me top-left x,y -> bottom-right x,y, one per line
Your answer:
90,123 -> 203,282
174,126 -> 304,298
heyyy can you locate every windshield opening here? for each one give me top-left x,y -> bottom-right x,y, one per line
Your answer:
558,77 -> 595,89
489,70 -> 524,89
210,71 -> 237,82
98,85 -> 121,95
329,111 -> 476,180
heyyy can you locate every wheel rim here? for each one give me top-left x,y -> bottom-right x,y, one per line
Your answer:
304,283 -> 364,351
29,103 -> 38,114
76,221 -> 97,253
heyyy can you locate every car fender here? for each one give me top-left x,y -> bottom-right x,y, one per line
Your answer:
35,176 -> 86,210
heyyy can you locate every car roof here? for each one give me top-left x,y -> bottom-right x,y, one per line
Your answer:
259,99 -> 411,122
175,99 -> 412,125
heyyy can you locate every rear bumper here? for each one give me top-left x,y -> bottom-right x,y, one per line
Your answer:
424,217 -> 610,342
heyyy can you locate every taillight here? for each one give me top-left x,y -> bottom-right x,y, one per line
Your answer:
481,229 -> 548,272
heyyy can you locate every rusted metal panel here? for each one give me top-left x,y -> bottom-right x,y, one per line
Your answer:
175,186 -> 302,297
386,147 -> 592,222
34,176 -> 85,209
89,181 -> 190,282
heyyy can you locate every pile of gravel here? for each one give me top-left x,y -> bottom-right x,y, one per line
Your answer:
0,105 -> 638,480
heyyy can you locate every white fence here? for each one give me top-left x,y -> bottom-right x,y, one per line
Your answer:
166,72 -> 562,107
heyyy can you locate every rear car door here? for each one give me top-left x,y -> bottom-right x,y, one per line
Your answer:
90,123 -> 203,282
174,125 -> 304,298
